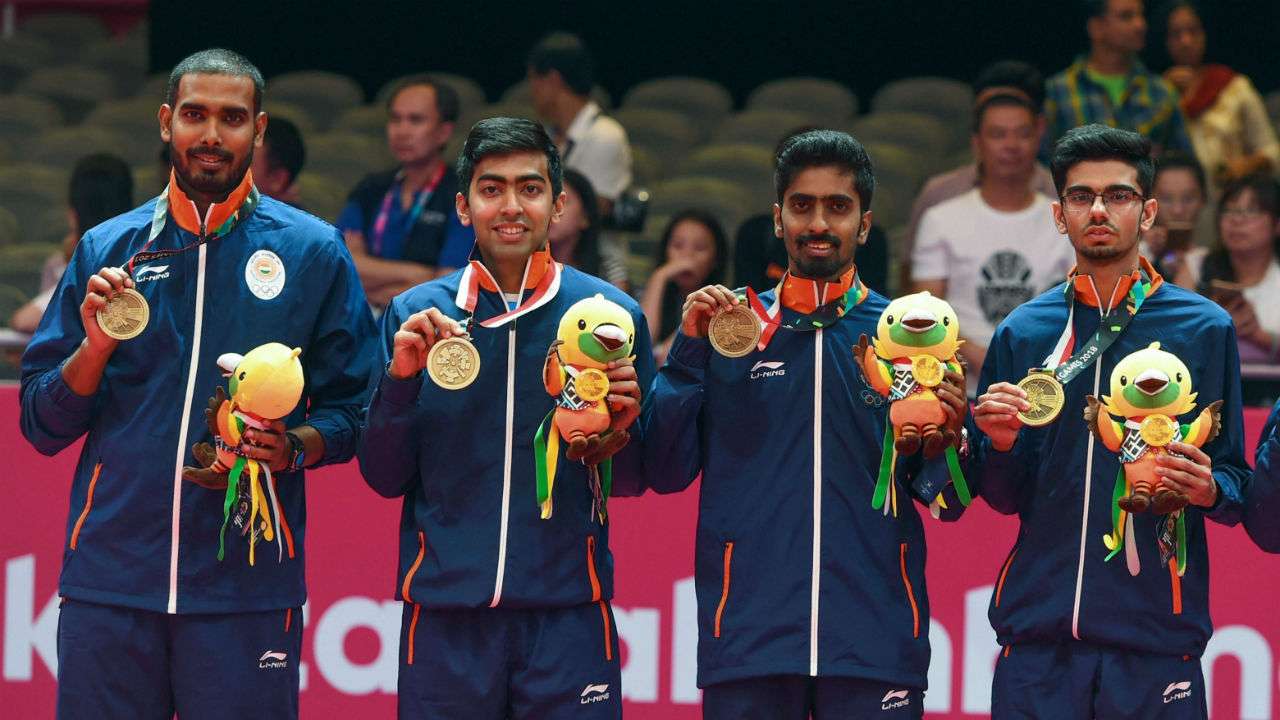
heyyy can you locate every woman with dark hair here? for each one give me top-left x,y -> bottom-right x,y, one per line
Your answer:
1197,174 -> 1280,362
640,208 -> 728,363
1162,0 -> 1279,195
546,168 -> 629,291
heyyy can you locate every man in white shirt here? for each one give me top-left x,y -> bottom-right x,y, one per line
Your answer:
912,88 -> 1074,393
527,32 -> 632,214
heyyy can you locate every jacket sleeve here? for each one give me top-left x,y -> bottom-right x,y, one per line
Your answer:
605,303 -> 657,497
969,322 -> 1039,515
19,233 -> 101,456
301,236 -> 379,467
639,330 -> 709,494
1247,404 -> 1280,552
356,294 -> 423,498
1200,321 -> 1248,526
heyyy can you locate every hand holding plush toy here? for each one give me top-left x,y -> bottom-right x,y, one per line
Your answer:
182,342 -> 305,565
855,291 -> 970,515
1085,341 -> 1221,575
536,294 -> 636,522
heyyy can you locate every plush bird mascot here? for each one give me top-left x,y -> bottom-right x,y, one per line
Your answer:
536,294 -> 635,522
855,292 -> 969,516
182,342 -> 305,565
1085,341 -> 1221,576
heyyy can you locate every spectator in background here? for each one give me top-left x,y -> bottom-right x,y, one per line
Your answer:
1162,0 -> 1279,195
1148,152 -> 1209,285
912,86 -> 1074,392
901,60 -> 1057,292
1196,174 -> 1280,363
337,75 -> 473,309
527,31 -> 632,215
1042,0 -> 1192,157
736,128 -> 889,294
249,116 -> 305,206
641,209 -> 727,364
10,154 -> 133,334
547,168 -> 630,291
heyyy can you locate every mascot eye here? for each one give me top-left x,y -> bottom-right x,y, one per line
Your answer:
1176,372 -> 1183,382
886,314 -> 894,325
577,319 -> 586,330
943,317 -> 951,326
1119,375 -> 1128,386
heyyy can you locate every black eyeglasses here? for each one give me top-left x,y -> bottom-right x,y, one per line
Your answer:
1061,188 -> 1145,212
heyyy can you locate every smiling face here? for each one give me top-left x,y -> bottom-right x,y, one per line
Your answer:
159,73 -> 264,202
456,150 -> 565,270
1106,341 -> 1195,416
774,165 -> 870,280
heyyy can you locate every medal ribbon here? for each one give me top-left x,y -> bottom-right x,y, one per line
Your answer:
1039,268 -> 1152,385
369,164 -> 446,256
127,181 -> 261,276
453,254 -> 562,328
744,272 -> 867,351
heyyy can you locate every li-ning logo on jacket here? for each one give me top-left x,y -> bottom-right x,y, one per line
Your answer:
1163,681 -> 1192,703
750,360 -> 786,379
134,264 -> 170,282
881,689 -> 910,710
580,683 -> 610,704
258,650 -> 288,669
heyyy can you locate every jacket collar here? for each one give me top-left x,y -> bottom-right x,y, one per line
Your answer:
167,169 -> 255,237
1067,255 -> 1163,310
778,265 -> 858,314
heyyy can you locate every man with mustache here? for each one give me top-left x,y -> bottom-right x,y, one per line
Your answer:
642,129 -> 971,719
358,117 -> 653,718
19,48 -> 376,719
971,124 -> 1247,718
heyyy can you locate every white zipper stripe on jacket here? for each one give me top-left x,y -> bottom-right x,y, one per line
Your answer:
809,328 -> 824,676
489,324 -> 517,607
167,243 -> 208,613
1071,275 -> 1120,638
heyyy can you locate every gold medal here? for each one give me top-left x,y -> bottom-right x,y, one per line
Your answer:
1139,415 -> 1178,447
427,336 -> 480,390
575,368 -> 610,402
95,287 -> 149,340
708,304 -> 761,358
912,355 -> 944,388
1016,370 -> 1065,427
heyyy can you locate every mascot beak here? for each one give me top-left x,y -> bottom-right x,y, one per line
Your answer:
900,309 -> 938,333
1134,368 -> 1170,395
216,352 -> 244,378
593,323 -> 627,352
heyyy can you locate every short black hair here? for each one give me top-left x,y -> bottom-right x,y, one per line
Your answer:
655,208 -> 729,287
1083,0 -> 1111,20
262,116 -> 305,184
527,32 -> 594,96
383,74 -> 461,123
774,129 -> 875,211
972,94 -> 1039,134
457,117 -> 563,197
1154,151 -> 1206,197
166,48 -> 264,113
69,153 -> 133,231
1050,124 -> 1154,196
973,60 -> 1045,109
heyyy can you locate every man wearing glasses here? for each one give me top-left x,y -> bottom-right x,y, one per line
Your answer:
970,124 -> 1247,719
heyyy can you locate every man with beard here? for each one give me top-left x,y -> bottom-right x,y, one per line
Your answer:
912,86 -> 1074,395
971,125 -> 1247,718
19,48 -> 376,719
642,130 -> 971,719
358,117 -> 652,718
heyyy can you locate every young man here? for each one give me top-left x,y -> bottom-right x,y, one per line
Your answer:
1043,0 -> 1192,158
912,87 -> 1074,392
358,117 -> 653,719
527,31 -> 632,215
642,129 -> 969,719
972,124 -> 1248,719
337,75 -> 474,308
19,48 -> 376,719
